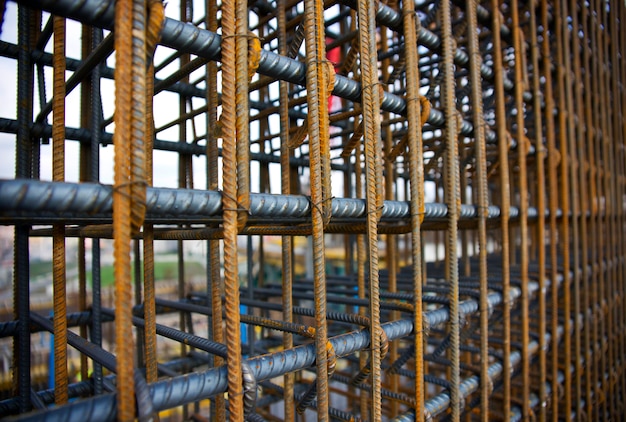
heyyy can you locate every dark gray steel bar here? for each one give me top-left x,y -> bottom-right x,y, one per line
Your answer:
0,179 -> 537,224
8,281 -> 523,421
391,324 -> 565,421
0,117 -> 349,172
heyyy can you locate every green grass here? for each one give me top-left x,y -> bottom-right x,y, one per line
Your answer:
89,260 -> 206,288
30,260 -> 53,278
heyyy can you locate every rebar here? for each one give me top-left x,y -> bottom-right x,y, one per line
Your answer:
1,0 -> 626,420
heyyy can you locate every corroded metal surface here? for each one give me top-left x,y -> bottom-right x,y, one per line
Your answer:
1,0 -> 625,420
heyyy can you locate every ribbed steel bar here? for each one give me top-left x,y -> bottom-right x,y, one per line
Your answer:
402,0 -> 426,419
597,1 -> 613,417
568,0 -> 587,417
277,0 -> 294,418
528,3 -> 547,419
13,3 -> 34,414
554,0 -> 573,418
510,2 -> 530,418
615,4 -> 626,412
490,0 -> 512,416
11,317 -> 416,422
465,1 -> 489,418
76,21 -> 91,389
9,279 -> 529,421
0,179 -> 532,224
302,0 -> 331,416
51,13 -> 68,406
580,4 -> 596,416
219,0 -> 245,417
356,0 -> 383,416
588,3 -> 603,418
4,0 -> 626,420
439,1 -> 460,419
390,336 -> 550,421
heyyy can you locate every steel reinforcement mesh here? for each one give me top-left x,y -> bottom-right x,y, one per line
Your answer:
0,0 -> 625,420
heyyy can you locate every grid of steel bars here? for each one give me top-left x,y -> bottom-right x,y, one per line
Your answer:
0,0 -> 625,420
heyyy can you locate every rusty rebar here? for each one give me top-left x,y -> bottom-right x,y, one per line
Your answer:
51,14 -> 67,406
3,1 -> 626,421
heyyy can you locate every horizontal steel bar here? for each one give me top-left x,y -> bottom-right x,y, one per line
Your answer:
30,313 -> 117,373
0,356 -> 207,415
0,179 -> 535,224
11,280 -> 524,420
390,326 -> 564,420
0,40 -> 315,125
0,117 -> 349,171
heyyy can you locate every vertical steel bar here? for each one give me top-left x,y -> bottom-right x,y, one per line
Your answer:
491,1 -> 512,417
235,0 -> 250,233
356,144 -> 368,418
134,240 -> 144,370
554,0 -> 572,417
581,4 -> 597,418
568,1 -> 589,418
112,0 -> 148,418
14,4 -> 34,413
177,6 -> 190,401
510,3 -> 530,417
277,0 -> 295,418
303,0 -> 331,416
466,1 -> 490,418
613,2 -> 626,414
77,24 -> 91,386
51,13 -> 68,406
90,28 -> 103,394
559,0 -> 579,419
528,3 -> 547,419
591,1 -> 607,417
204,0 -> 224,418
440,1 -> 460,419
607,4 -> 621,417
598,3 -> 613,417
402,0 -> 425,418
356,0 -> 383,416
589,4 -> 603,417
381,23 -> 399,418
90,26 -> 104,396
142,0 -> 162,384
221,0 -> 244,417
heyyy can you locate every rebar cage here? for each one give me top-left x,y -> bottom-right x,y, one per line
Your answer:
0,0 -> 625,420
